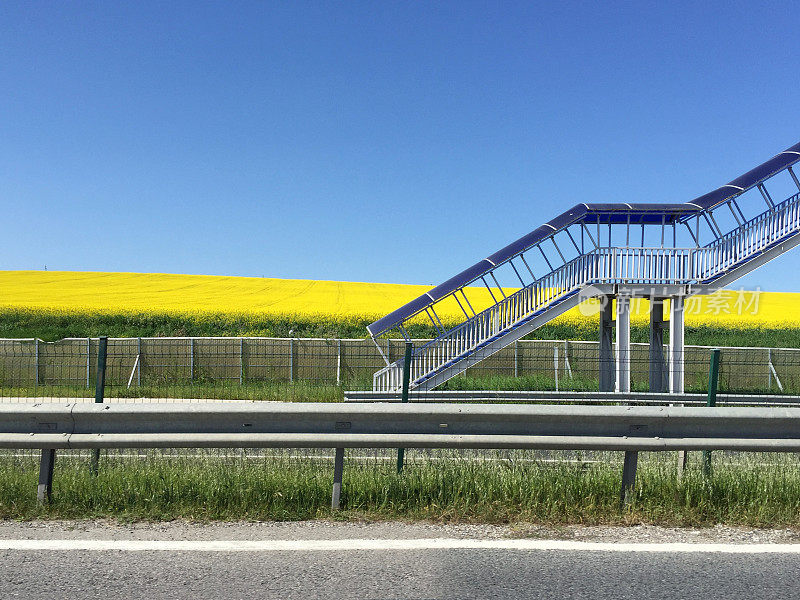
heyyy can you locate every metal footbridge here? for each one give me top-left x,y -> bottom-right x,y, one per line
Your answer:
369,142 -> 800,393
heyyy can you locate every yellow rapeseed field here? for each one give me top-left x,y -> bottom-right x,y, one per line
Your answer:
0,270 -> 795,329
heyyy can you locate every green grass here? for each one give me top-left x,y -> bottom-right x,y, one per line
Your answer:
4,451 -> 800,526
5,308 -> 800,348
3,368 -> 795,401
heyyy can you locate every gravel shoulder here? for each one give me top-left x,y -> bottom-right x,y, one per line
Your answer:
1,520 -> 799,544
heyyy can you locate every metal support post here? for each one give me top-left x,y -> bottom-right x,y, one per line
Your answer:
553,346 -> 559,392
136,337 -> 142,386
669,296 -> 688,474
331,447 -> 344,510
239,337 -> 244,384
92,336 -> 108,473
37,449 -> 56,504
615,296 -> 637,503
620,447 -> 638,509
669,296 -> 687,474
703,348 -> 721,476
397,342 -> 413,473
767,348 -> 784,391
514,341 -> 519,378
669,296 -> 685,394
599,296 -> 615,392
768,348 -> 772,390
563,341 -> 573,378
86,338 -> 91,389
289,338 -> 294,383
95,336 -> 108,403
189,338 -> 195,382
336,339 -> 342,385
649,299 -> 667,393
34,338 -> 39,391
615,296 -> 631,393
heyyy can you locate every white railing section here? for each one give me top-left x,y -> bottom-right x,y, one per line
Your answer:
373,193 -> 800,391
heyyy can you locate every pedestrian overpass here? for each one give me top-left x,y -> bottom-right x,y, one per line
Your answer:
368,141 -> 800,393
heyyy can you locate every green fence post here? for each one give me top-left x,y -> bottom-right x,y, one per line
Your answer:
91,336 -> 108,474
702,348 -> 721,477
396,342 -> 413,473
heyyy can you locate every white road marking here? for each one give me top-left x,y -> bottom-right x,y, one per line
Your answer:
0,538 -> 799,553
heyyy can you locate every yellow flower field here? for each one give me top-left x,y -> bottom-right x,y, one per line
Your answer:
0,270 -> 795,329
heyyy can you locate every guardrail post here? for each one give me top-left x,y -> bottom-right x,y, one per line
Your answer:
620,448 -> 638,509
397,342 -> 413,473
91,336 -> 108,473
37,449 -> 56,504
703,348 -> 721,476
331,447 -> 345,510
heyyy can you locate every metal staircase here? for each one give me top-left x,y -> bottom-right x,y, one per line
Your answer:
370,142 -> 800,392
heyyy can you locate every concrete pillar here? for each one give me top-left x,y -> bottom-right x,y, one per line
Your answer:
649,299 -> 667,393
615,295 -> 631,393
669,296 -> 685,394
599,296 -> 615,392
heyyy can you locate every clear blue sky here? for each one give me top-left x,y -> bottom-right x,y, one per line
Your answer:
2,1 -> 799,290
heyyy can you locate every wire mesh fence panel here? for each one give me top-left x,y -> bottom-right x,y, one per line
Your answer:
770,348 -> 800,393
4,336 -> 800,401
343,339 -> 387,387
0,339 -> 37,389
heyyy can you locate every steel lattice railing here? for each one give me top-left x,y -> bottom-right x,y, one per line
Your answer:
373,192 -> 800,392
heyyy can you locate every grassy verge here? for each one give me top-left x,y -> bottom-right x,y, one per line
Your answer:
4,308 -> 800,348
3,370 -> 794,401
3,451 -> 800,526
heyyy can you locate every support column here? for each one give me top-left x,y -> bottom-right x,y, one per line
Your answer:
649,299 -> 667,393
669,296 -> 685,394
669,296 -> 687,475
615,296 -> 630,393
615,294 -> 635,504
599,296 -> 615,392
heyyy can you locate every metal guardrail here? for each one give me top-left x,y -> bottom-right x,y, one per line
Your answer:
344,390 -> 800,407
6,401 -> 800,508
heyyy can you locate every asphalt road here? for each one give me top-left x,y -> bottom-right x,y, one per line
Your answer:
1,522 -> 798,600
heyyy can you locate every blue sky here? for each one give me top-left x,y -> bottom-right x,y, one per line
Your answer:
2,1 -> 799,290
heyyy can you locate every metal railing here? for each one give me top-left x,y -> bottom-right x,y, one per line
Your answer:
374,192 -> 800,391
344,390 -> 800,407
